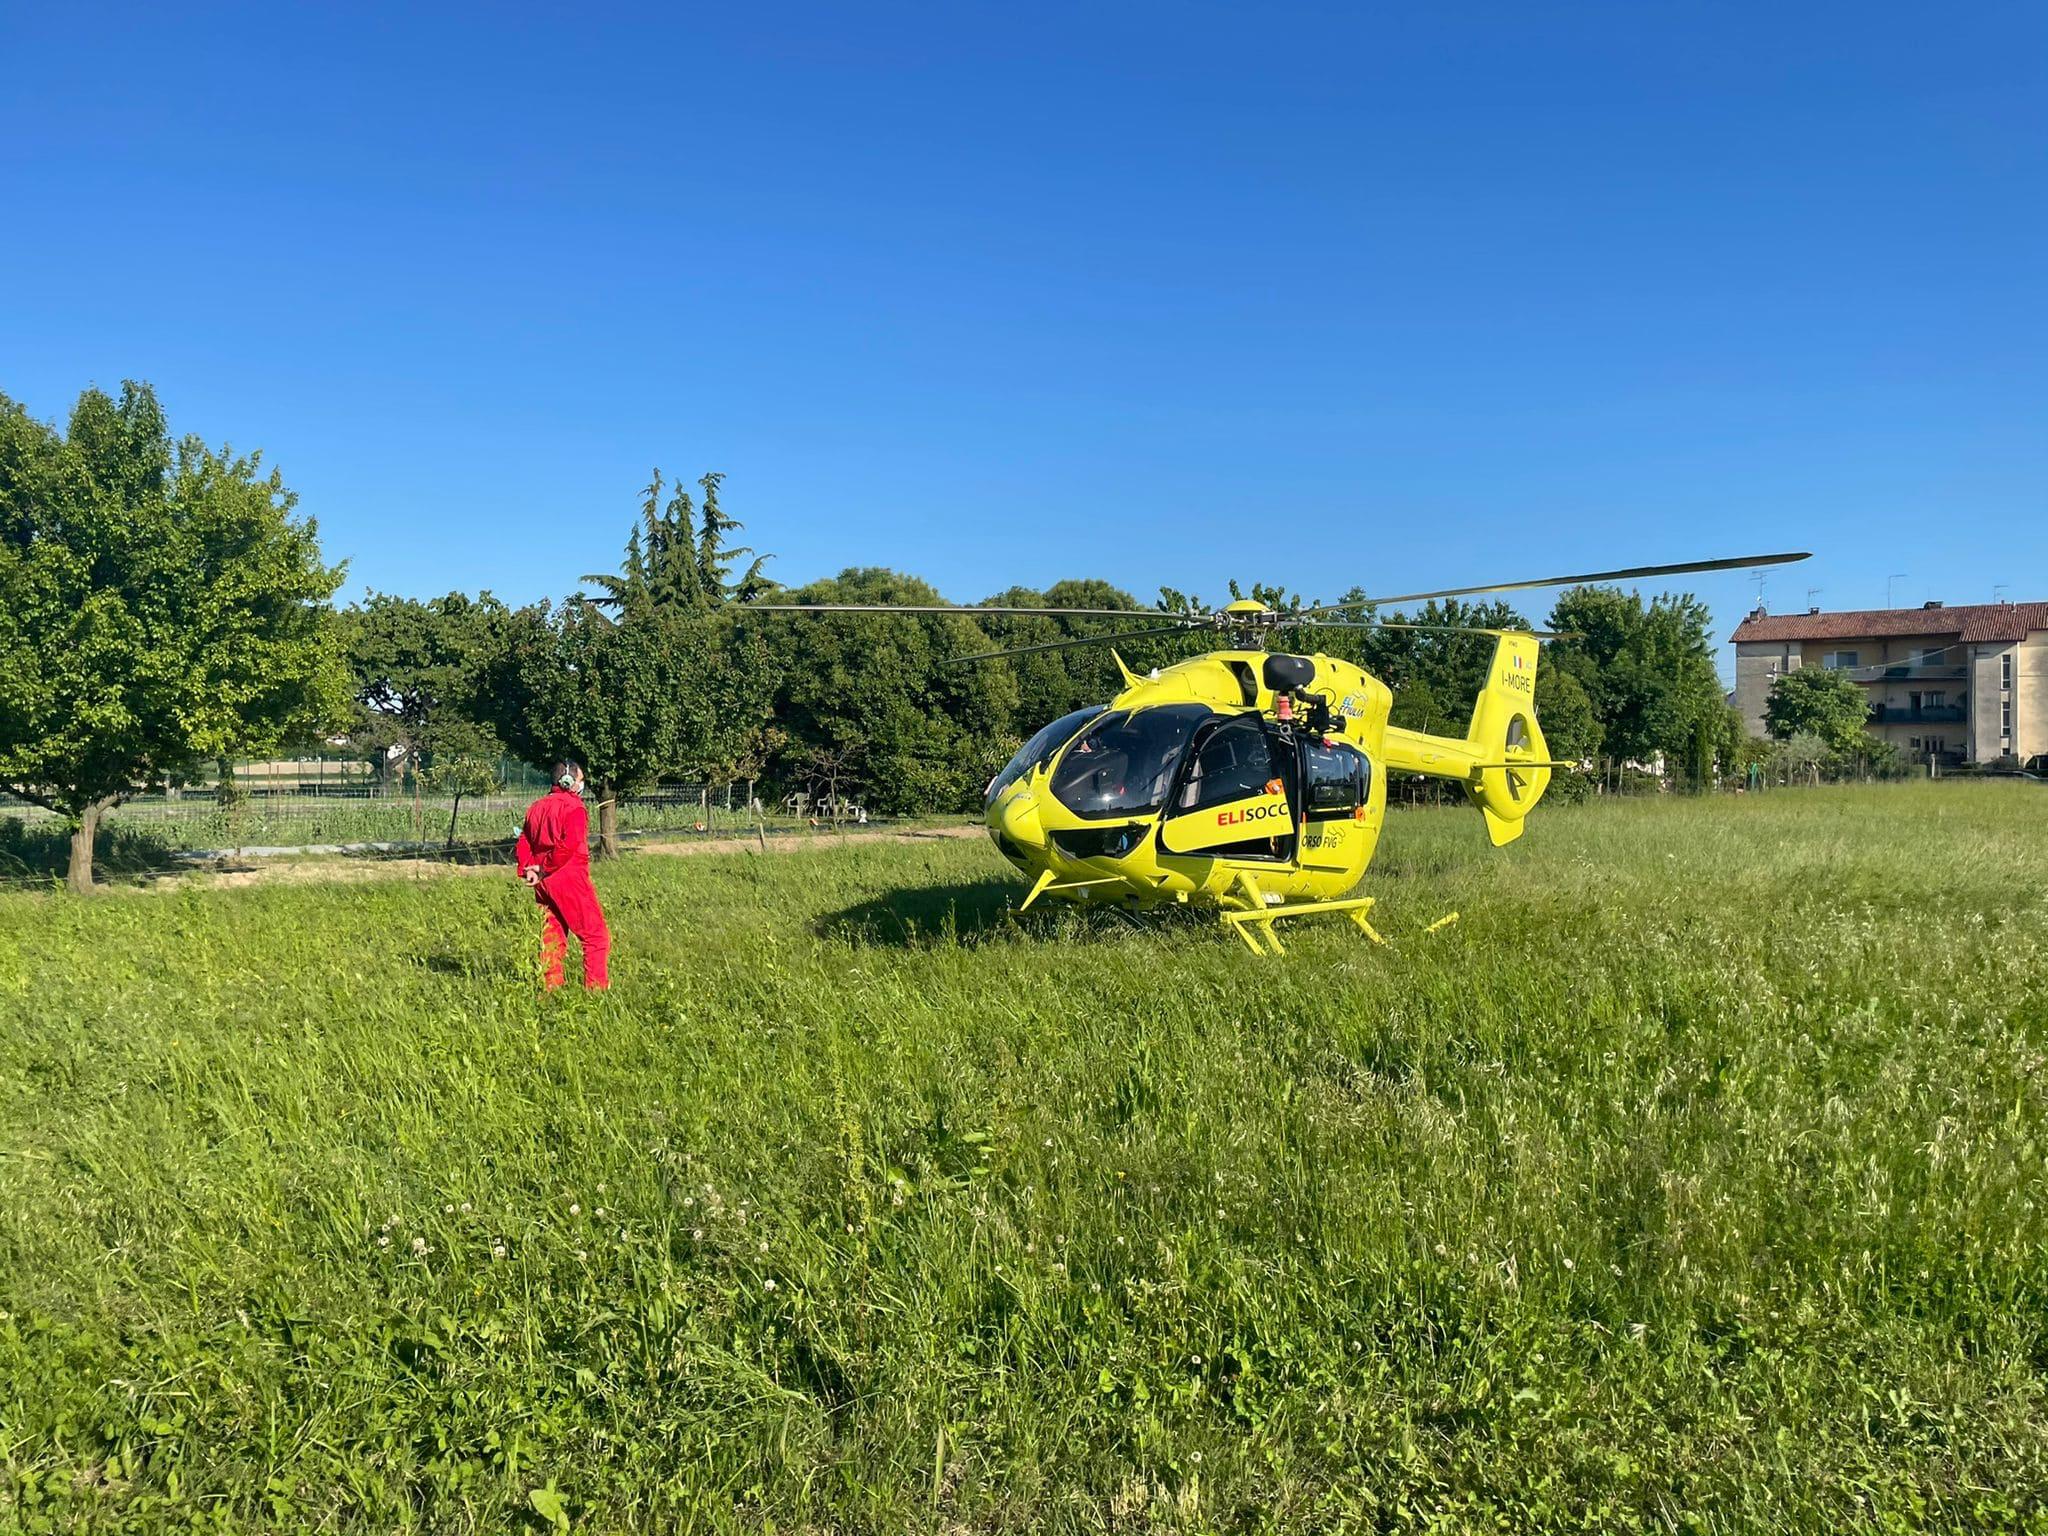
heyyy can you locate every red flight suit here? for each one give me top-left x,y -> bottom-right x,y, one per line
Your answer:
516,785 -> 611,989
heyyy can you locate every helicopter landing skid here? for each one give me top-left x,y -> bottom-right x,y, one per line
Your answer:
1219,873 -> 1387,957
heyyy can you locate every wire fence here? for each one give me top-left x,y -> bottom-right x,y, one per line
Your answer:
0,775 -> 907,888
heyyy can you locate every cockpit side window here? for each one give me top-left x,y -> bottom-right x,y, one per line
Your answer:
1303,740 -> 1370,819
1175,716 -> 1281,812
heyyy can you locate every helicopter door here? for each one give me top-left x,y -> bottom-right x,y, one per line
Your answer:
1158,715 -> 1297,859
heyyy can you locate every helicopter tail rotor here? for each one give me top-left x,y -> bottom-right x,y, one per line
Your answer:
1462,632 -> 1553,845
1381,632 -> 1558,845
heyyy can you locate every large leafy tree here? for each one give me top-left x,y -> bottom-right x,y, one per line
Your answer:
756,569 -> 1018,814
1545,587 -> 1730,772
484,598 -> 701,858
975,578 -> 1155,732
0,383 -> 346,890
1764,666 -> 1871,754
338,590 -> 514,783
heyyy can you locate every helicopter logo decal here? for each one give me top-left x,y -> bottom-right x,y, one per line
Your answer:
1215,799 -> 1289,828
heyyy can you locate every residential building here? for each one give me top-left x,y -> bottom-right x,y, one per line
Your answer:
1730,600 -> 2048,766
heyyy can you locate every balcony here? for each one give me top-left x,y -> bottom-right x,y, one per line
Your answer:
1864,664 -> 1968,682
1869,704 -> 1967,724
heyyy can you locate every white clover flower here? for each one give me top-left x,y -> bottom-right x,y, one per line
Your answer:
575,1249 -> 587,1261
491,1242 -> 508,1260
411,1237 -> 429,1257
1189,1451 -> 1202,1464
569,1203 -> 581,1216
763,1278 -> 777,1292
1562,1257 -> 1576,1271
377,1235 -> 392,1250
692,1228 -> 704,1240
460,1202 -> 473,1213
443,1203 -> 455,1215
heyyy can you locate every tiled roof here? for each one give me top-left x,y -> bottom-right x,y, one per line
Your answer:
1730,601 -> 2048,645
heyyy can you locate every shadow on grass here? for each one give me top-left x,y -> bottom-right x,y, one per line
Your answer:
0,816 -> 187,888
818,878 -> 1025,948
818,876 -> 1204,950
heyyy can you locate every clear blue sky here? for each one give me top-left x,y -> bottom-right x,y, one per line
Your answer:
3,2 -> 2043,660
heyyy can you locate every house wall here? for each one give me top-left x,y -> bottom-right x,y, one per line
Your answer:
1732,643 -> 1796,735
2020,631 -> 2048,761
1736,629 -> 1970,760
1737,618 -> 2047,766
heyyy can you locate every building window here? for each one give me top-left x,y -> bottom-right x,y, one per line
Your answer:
2004,700 -> 2014,741
1824,650 -> 1859,670
1924,691 -> 1946,709
2004,653 -> 2015,691
1909,737 -> 1921,750
1919,646 -> 1949,667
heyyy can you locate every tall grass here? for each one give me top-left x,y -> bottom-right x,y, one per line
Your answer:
2,782 -> 2044,1532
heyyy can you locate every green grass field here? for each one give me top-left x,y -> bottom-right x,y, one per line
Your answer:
3,783 -> 2045,1533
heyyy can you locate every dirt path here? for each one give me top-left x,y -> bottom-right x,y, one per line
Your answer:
92,823 -> 989,896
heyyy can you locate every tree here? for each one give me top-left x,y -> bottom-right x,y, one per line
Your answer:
338,590 -> 513,786
483,475 -> 779,857
1546,587 -> 1727,775
484,598 -> 706,858
0,383 -> 346,890
1763,666 -> 1871,754
1533,666 -> 1603,764
755,569 -> 1018,814
976,578 -> 1153,731
583,469 -> 771,613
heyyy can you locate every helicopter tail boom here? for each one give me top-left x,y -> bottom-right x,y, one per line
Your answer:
1380,632 -> 1554,846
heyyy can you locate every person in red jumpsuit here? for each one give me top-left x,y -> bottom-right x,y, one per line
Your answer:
515,760 -> 611,990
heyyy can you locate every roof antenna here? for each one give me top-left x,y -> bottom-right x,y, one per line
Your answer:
1750,571 -> 1768,611
1805,587 -> 1823,610
1993,583 -> 2010,603
1887,573 -> 1908,608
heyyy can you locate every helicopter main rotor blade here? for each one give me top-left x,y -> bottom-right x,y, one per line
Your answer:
739,602 -> 1160,619
1305,550 -> 1810,615
1285,618 -> 1574,639
948,624 -> 1199,665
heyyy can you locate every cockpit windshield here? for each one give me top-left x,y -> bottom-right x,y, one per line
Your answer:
1048,704 -> 1208,820
985,705 -> 1106,807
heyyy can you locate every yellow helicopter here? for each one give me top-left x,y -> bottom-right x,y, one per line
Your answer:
747,551 -> 1807,954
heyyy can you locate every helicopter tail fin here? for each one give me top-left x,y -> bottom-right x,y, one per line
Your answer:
1463,632 -> 1552,845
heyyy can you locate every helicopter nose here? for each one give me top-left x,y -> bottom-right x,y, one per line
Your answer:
997,787 -> 1047,853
